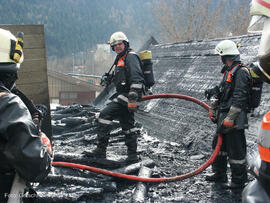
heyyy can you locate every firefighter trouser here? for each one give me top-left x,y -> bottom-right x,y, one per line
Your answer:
212,129 -> 247,184
0,172 -> 15,203
259,161 -> 270,196
96,101 -> 138,151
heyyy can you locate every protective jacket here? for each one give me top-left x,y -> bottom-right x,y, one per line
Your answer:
111,48 -> 145,105
11,86 -> 40,118
0,83 -> 51,196
217,62 -> 252,129
210,61 -> 251,185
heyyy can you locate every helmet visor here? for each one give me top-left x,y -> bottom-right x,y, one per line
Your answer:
258,17 -> 270,57
110,40 -> 123,47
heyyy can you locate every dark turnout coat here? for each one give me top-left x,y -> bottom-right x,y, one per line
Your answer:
217,62 -> 252,129
111,49 -> 145,106
0,84 -> 51,182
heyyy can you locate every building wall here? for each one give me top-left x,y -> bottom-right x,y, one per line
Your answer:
48,71 -> 102,105
59,91 -> 96,105
0,24 -> 52,138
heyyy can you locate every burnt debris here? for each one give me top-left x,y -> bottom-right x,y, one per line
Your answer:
33,33 -> 270,202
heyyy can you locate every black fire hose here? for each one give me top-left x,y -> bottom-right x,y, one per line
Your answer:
52,94 -> 222,182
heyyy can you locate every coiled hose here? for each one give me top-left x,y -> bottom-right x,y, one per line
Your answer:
52,94 -> 222,182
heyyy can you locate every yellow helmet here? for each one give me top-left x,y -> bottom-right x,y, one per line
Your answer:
108,31 -> 128,46
0,28 -> 24,72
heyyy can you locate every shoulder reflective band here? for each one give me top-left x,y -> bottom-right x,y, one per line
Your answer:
258,111 -> 270,162
258,144 -> 270,162
225,65 -> 240,82
257,0 -> 270,9
117,55 -> 125,67
260,111 -> 270,130
258,111 -> 270,147
0,92 -> 7,97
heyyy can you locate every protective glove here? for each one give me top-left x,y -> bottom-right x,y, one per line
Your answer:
208,107 -> 217,123
222,106 -> 241,128
40,132 -> 53,157
128,90 -> 138,112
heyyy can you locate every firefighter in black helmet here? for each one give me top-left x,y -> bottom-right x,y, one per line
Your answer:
205,40 -> 252,189
0,28 -> 52,202
247,0 -> 270,84
242,0 -> 270,202
89,32 -> 145,163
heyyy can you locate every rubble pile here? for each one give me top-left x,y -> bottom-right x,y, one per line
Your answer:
34,33 -> 270,202
31,102 -> 250,202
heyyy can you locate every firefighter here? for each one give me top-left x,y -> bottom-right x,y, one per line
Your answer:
0,28 -> 52,202
246,0 -> 270,85
90,32 -> 144,162
205,40 -> 252,189
242,0 -> 270,202
242,112 -> 270,202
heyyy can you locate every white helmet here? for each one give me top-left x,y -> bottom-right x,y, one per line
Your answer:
215,40 -> 240,56
0,28 -> 24,72
248,0 -> 270,84
250,0 -> 270,18
248,0 -> 270,32
108,31 -> 129,46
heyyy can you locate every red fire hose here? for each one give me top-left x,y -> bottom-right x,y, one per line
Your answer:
52,94 -> 222,183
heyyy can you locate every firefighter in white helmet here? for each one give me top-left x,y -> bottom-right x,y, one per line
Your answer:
242,0 -> 270,202
87,31 -> 145,163
205,39 -> 252,189
0,28 -> 52,202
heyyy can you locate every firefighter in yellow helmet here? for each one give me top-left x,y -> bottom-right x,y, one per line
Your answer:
87,32 -> 145,163
0,28 -> 52,202
242,0 -> 270,202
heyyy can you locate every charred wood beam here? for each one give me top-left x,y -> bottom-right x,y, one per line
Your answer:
36,186 -> 103,202
52,113 -> 74,120
42,174 -> 117,192
52,110 -> 95,121
112,159 -> 154,174
68,125 -> 97,134
61,117 -> 89,127
54,104 -> 82,114
132,166 -> 152,203
53,166 -> 113,182
54,153 -> 126,169
53,127 -> 96,139
52,125 -> 66,135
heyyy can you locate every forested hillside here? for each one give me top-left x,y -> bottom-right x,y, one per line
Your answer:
0,0 -> 251,74
0,0 -> 156,58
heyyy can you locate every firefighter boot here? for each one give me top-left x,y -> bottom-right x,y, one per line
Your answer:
222,164 -> 247,189
205,153 -> 228,183
125,132 -> 139,164
91,133 -> 109,159
205,172 -> 228,183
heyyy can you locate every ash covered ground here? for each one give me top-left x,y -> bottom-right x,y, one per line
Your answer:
34,33 -> 269,202
34,101 -> 261,203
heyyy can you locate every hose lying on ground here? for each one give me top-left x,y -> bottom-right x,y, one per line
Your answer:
52,94 -> 222,183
